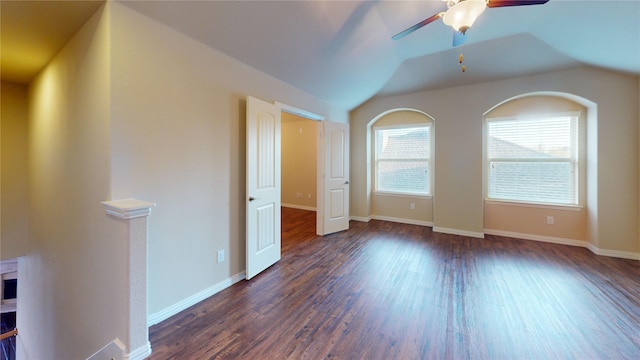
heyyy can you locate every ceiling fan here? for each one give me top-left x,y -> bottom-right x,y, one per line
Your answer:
392,0 -> 550,45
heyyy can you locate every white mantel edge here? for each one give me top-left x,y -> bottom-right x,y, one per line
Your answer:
102,198 -> 156,219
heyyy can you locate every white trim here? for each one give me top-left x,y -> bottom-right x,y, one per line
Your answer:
484,229 -> 587,247
275,101 -> 325,121
147,271 -> 245,326
371,215 -> 432,227
350,215 -> 371,222
433,226 -> 485,239
373,192 -> 432,200
372,123 -> 431,131
485,111 -> 582,208
0,258 -> 18,313
485,110 -> 582,122
125,342 -> 151,360
86,338 -> 126,360
0,300 -> 16,313
102,198 -> 156,219
281,203 -> 317,212
585,243 -> 640,260
484,199 -> 582,211
485,229 -> 640,260
0,259 -> 18,274
373,124 -> 433,196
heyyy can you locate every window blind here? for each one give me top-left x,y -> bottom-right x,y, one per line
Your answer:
374,125 -> 430,195
487,115 -> 578,205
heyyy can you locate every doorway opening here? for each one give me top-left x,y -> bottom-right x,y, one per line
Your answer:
281,112 -> 319,236
246,96 -> 349,279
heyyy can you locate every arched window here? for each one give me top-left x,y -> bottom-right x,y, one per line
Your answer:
371,110 -> 434,197
485,96 -> 586,207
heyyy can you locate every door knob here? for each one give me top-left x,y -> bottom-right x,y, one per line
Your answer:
344,180 -> 349,185
249,196 -> 258,202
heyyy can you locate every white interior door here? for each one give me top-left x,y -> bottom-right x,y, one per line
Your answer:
246,96 -> 281,280
317,121 -> 350,235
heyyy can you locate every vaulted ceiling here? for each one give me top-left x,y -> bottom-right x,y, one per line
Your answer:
2,1 -> 639,110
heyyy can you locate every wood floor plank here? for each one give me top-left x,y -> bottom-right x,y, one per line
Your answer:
149,208 -> 640,359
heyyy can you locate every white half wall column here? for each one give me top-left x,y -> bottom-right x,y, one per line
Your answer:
101,199 -> 156,360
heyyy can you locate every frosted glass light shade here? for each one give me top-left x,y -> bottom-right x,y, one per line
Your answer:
443,0 -> 487,33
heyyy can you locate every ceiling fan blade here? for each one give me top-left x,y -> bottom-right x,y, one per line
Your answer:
487,0 -> 549,8
392,12 -> 444,40
452,30 -> 467,47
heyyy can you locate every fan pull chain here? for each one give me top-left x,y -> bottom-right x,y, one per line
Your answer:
458,40 -> 467,73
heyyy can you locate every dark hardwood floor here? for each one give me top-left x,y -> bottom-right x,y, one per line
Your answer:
149,208 -> 640,359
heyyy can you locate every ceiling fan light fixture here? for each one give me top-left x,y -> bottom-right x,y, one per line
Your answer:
443,0 -> 487,34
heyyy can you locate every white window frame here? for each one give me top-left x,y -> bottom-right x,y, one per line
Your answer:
373,124 -> 432,197
1,259 -> 18,314
484,111 -> 582,207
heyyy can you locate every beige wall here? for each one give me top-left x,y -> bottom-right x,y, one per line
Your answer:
484,96 -> 588,241
371,193 -> 432,225
351,67 -> 639,255
484,203 -> 587,242
16,2 -> 348,357
20,5 -> 130,359
281,113 -> 317,210
369,110 -> 433,225
1,81 -> 28,260
109,2 -> 348,318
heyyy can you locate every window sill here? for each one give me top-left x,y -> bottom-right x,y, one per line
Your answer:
485,199 -> 583,211
374,191 -> 432,199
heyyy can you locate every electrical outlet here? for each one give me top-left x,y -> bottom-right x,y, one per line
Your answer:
307,193 -> 311,199
296,192 -> 302,198
547,216 -> 554,225
217,250 -> 225,263
410,203 -> 416,210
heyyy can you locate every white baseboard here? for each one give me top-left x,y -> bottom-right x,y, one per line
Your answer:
484,229 -> 587,247
281,203 -> 317,211
350,215 -> 371,222
346,218 -> 638,260
586,243 -> 640,260
87,338 -> 126,360
87,339 -> 149,360
125,342 -> 151,360
371,215 -> 432,227
148,271 -> 246,327
433,226 -> 485,239
485,229 -> 639,260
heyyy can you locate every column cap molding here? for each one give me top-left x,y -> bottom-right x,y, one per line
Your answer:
102,198 -> 156,219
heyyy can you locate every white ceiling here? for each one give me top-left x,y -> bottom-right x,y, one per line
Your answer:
2,1 -> 639,110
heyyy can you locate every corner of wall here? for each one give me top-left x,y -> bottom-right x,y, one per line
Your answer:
21,2 -> 120,359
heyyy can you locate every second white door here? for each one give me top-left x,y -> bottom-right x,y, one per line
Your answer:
246,96 -> 281,280
317,121 -> 350,235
